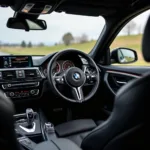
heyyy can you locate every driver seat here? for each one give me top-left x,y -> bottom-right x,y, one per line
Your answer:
54,16 -> 150,150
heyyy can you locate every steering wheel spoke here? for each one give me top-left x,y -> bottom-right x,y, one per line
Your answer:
71,87 -> 84,102
82,65 -> 88,74
83,66 -> 97,84
54,75 -> 65,84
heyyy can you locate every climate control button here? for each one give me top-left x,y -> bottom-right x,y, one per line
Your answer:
30,89 -> 39,95
30,90 -> 35,95
4,89 -> 39,99
9,92 -> 15,97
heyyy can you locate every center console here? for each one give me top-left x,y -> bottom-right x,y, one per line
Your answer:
14,108 -> 81,150
33,139 -> 82,150
14,108 -> 58,150
0,56 -> 45,100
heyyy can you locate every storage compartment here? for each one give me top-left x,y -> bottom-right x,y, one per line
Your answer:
55,119 -> 96,137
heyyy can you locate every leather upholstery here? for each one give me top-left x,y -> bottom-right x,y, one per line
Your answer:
0,91 -> 20,150
142,16 -> 150,61
55,72 -> 147,150
67,131 -> 90,146
34,138 -> 82,150
103,124 -> 146,150
81,74 -> 147,150
55,119 -> 97,146
55,119 -> 96,137
96,120 -> 105,125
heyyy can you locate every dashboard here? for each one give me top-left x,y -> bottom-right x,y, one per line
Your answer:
0,54 -> 88,101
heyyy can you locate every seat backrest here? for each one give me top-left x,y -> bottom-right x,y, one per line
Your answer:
82,74 -> 147,150
81,16 -> 150,150
103,123 -> 146,150
0,91 -> 20,150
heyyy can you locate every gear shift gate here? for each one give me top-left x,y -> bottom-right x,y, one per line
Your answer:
15,108 -> 41,137
18,108 -> 36,133
19,122 -> 36,133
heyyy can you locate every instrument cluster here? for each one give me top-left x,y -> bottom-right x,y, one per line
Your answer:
43,60 -> 75,76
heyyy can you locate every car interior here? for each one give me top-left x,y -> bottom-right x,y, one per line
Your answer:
0,0 -> 149,150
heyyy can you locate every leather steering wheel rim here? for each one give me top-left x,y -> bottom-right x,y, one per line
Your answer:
47,49 -> 100,103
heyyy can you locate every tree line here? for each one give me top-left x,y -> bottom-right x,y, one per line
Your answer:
0,32 -> 89,48
62,20 -> 142,46
0,41 -> 45,48
0,20 -> 143,48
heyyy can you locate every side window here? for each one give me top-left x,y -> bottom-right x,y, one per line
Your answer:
111,10 -> 150,66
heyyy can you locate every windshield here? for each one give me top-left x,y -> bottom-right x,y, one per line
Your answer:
0,8 -> 105,56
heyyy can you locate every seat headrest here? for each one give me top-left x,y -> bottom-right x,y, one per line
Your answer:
142,15 -> 150,62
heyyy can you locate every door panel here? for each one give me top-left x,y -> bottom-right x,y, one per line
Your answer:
98,65 -> 150,112
104,70 -> 140,95
99,65 -> 145,95
103,65 -> 150,75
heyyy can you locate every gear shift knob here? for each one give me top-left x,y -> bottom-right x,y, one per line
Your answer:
26,108 -> 35,128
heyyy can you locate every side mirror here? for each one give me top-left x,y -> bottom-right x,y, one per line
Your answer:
111,48 -> 138,64
7,17 -> 47,31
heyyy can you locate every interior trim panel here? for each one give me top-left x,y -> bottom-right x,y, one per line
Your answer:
104,70 -> 141,95
106,70 -> 141,79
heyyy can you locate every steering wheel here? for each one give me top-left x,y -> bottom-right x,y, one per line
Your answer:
47,49 -> 100,103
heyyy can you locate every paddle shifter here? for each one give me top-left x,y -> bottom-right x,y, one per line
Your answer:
26,108 -> 35,128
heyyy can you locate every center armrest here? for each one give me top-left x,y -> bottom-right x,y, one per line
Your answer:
55,119 -> 96,137
34,138 -> 82,150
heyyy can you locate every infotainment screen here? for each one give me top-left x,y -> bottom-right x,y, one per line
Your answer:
0,56 -> 33,68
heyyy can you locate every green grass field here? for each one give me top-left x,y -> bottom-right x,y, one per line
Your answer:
0,34 -> 150,66
0,41 -> 96,55
110,34 -> 150,66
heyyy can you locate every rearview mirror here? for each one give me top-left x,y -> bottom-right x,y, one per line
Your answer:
111,48 -> 138,64
7,18 -> 47,31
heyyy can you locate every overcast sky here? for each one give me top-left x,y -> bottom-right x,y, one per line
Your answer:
0,8 -> 149,45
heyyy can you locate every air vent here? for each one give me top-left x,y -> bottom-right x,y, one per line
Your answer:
24,70 -> 38,79
2,71 -> 17,80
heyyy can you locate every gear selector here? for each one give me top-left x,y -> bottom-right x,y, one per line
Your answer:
18,108 -> 36,133
15,108 -> 41,137
26,108 -> 35,128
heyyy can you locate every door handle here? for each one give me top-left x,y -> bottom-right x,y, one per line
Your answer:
116,81 -> 127,85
